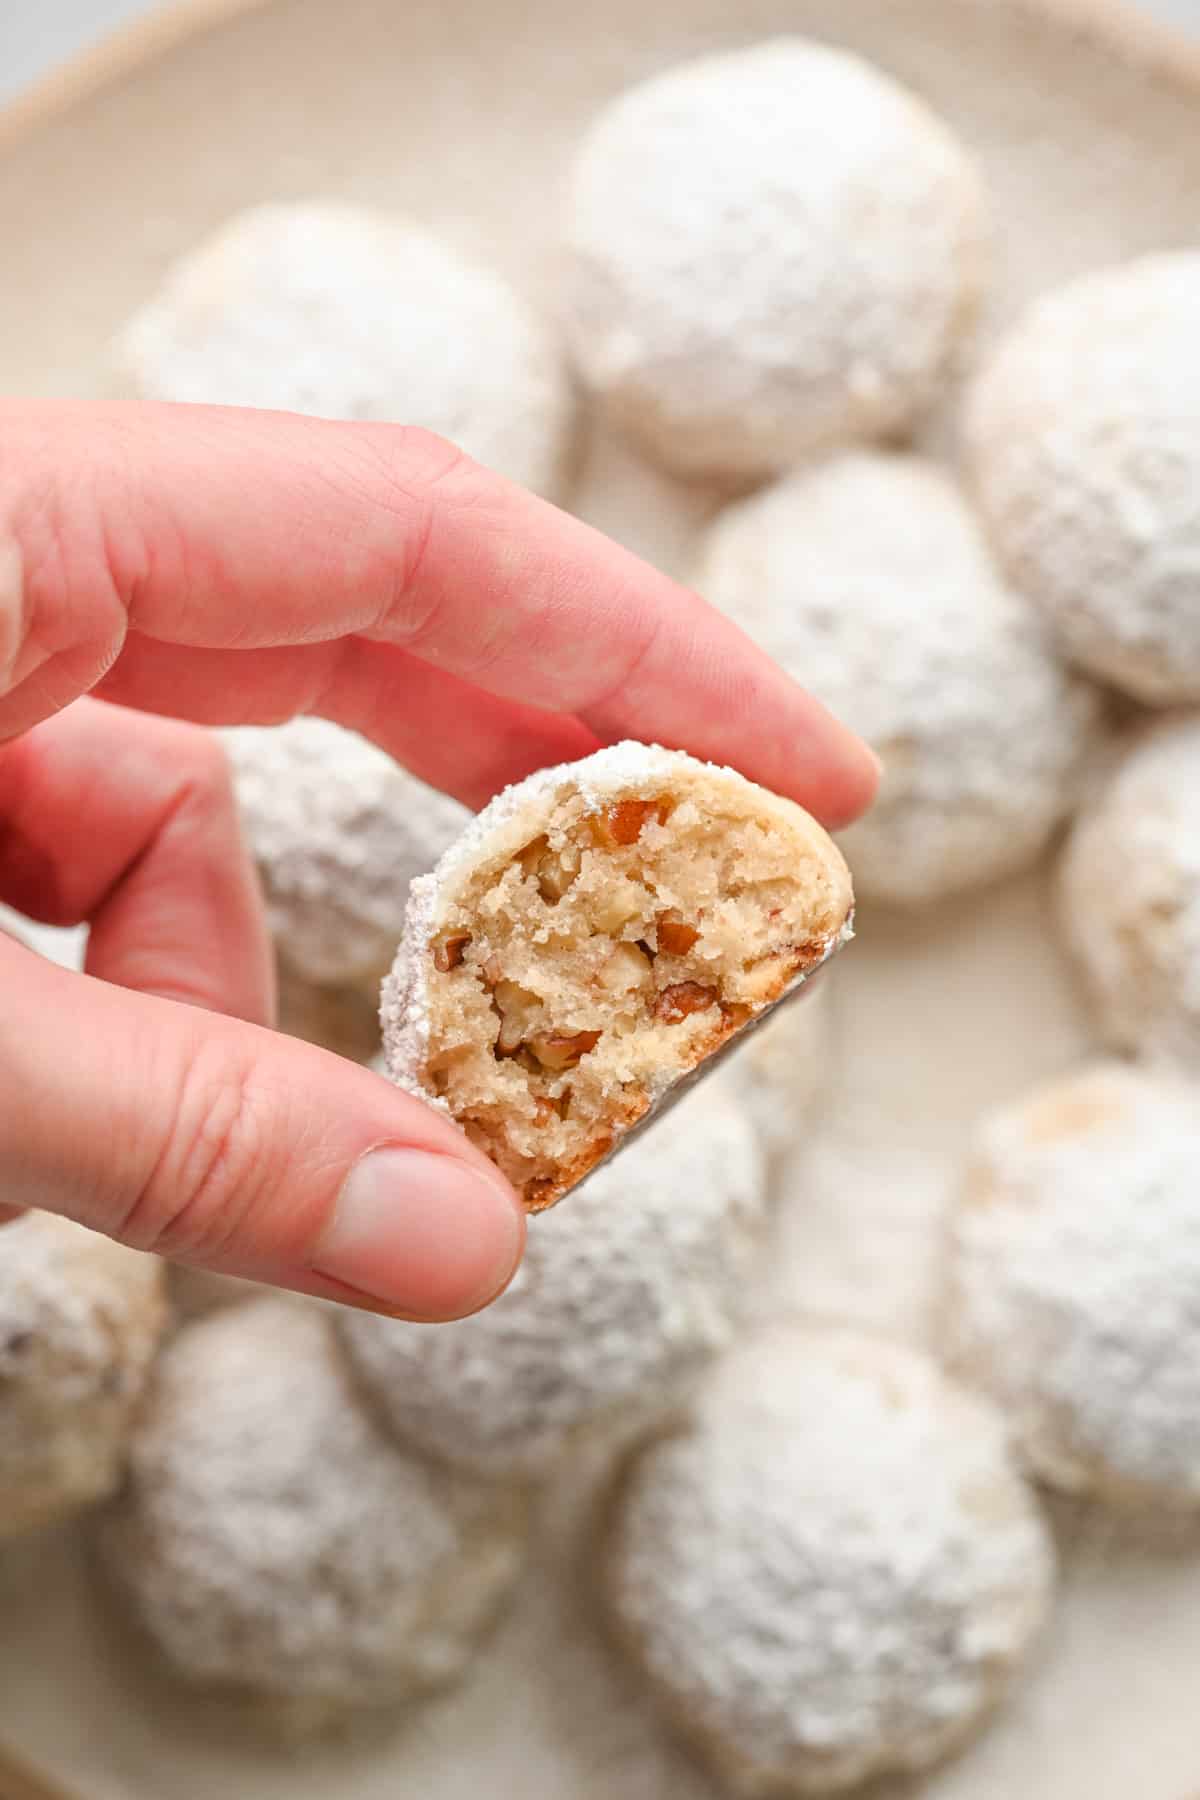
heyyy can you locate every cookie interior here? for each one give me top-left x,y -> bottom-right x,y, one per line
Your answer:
418,778 -> 850,1208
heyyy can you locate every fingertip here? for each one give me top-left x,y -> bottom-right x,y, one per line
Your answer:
311,1145 -> 526,1322
814,733 -> 883,831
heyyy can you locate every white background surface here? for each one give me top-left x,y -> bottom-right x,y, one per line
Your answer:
1,0 -> 1199,105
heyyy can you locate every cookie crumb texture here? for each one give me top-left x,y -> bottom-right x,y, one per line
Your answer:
0,1215 -> 168,1540
945,1062 -> 1200,1510
382,744 -> 852,1209
563,38 -> 986,481
100,1299 -> 527,1734
605,1327 -> 1054,1795
338,1087 -> 766,1478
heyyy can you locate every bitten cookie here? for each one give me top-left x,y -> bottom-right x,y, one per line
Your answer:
604,1326 -> 1054,1795
116,202 -> 574,498
562,38 -> 986,481
100,1299 -> 527,1734
338,1085 -> 765,1479
222,718 -> 468,999
944,1061 -> 1200,1511
698,452 -> 1101,905
380,743 -> 853,1209
965,252 -> 1200,705
0,1214 -> 168,1540
1058,715 -> 1200,1066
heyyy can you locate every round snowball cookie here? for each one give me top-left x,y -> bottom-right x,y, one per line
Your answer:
1059,715 -> 1200,1065
965,253 -> 1200,706
697,451 -> 1102,906
116,202 -> 573,498
338,1087 -> 766,1480
562,39 -> 987,482
945,1062 -> 1200,1511
0,1215 -> 168,1540
100,1298 -> 528,1734
604,1327 -> 1054,1795
221,718 -> 469,999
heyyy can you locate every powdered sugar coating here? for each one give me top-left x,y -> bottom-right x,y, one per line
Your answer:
0,1214 -> 167,1540
338,1087 -> 765,1478
380,739 -> 851,1130
698,452 -> 1102,906
222,718 -> 467,993
944,1061 -> 1200,1509
562,39 -> 987,481
117,202 -> 573,497
101,1299 -> 527,1731
965,253 -> 1200,705
1058,714 -> 1200,1066
605,1326 -> 1053,1795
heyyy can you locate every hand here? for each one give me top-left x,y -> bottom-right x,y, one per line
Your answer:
0,400 -> 877,1318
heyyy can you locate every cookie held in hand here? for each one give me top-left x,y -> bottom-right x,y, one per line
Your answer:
380,743 -> 852,1210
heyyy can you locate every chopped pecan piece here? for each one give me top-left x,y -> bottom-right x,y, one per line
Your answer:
656,914 -> 700,955
433,932 -> 471,972
588,796 -> 671,848
654,981 -> 720,1024
493,981 -> 542,1055
599,942 -> 653,991
518,834 -> 582,902
529,1029 -> 602,1072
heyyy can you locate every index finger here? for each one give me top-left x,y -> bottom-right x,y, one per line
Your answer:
0,400 -> 878,824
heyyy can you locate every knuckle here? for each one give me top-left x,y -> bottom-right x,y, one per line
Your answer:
120,1037 -> 275,1262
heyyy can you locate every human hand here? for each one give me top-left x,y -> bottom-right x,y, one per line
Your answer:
0,400 -> 877,1318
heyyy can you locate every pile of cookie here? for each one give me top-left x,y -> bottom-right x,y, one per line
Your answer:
4,33 -> 1200,1796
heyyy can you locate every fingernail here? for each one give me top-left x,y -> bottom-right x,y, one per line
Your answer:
314,1148 -> 523,1320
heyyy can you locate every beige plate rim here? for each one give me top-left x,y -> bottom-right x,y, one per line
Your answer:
1,0 -> 1199,155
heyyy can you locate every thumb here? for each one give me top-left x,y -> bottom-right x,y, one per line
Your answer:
0,937 -> 525,1320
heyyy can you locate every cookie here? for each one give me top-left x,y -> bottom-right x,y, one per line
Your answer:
562,39 -> 986,481
604,1326 -> 1054,1794
380,743 -> 853,1209
338,1084 -> 765,1478
1,1214 -> 167,1540
100,1298 -> 527,1733
944,1061 -> 1200,1510
117,202 -> 574,497
966,252 -> 1200,705
698,452 -> 1101,905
